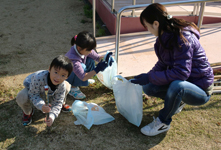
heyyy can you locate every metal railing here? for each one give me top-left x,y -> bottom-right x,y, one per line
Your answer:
92,0 -> 203,38
114,0 -> 221,64
110,0 -> 200,16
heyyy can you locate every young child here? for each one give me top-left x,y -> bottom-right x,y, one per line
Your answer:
130,3 -> 214,136
65,31 -> 112,99
16,55 -> 73,126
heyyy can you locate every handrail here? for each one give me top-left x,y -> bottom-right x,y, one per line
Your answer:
114,0 -> 221,67
93,0 -> 96,37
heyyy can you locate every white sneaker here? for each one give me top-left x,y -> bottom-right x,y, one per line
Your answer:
175,101 -> 186,114
69,87 -> 86,99
88,79 -> 95,86
141,117 -> 170,136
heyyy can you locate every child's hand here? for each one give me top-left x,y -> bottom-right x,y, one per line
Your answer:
42,104 -> 51,113
45,117 -> 53,127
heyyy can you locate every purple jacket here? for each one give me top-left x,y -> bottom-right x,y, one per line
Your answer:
65,45 -> 100,80
148,27 -> 214,90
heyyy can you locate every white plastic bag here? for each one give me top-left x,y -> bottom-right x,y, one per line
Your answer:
72,100 -> 115,129
97,52 -> 117,89
112,75 -> 143,127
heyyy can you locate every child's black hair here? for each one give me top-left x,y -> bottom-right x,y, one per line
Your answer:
49,55 -> 73,77
71,31 -> 96,51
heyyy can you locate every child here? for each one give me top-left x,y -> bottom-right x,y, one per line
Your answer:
65,31 -> 112,99
130,3 -> 214,136
16,55 -> 73,126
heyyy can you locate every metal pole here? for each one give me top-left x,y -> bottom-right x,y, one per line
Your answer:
132,0 -> 136,17
111,0 -> 115,13
151,0 -> 155,3
93,0 -> 96,37
196,3 -> 200,15
197,2 -> 206,29
192,3 -> 197,15
115,12 -> 122,66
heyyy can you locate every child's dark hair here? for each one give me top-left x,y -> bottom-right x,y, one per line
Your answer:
140,3 -> 199,49
71,31 -> 96,51
49,55 -> 73,77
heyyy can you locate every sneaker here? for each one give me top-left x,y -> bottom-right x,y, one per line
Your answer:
22,109 -> 34,126
69,87 -> 86,99
62,104 -> 72,112
175,101 -> 186,114
141,117 -> 170,136
88,79 -> 95,86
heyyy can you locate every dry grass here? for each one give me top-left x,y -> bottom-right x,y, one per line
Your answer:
0,76 -> 220,150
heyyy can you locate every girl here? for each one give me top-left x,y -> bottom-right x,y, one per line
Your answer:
130,3 -> 214,136
66,31 -> 111,99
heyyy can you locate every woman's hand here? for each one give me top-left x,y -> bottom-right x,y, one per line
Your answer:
42,103 -> 51,113
130,73 -> 149,85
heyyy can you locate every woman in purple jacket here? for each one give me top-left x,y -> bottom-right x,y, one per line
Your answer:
130,3 -> 214,136
66,31 -> 112,99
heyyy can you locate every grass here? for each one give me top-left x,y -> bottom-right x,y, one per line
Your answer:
0,75 -> 220,149
82,1 -> 109,37
83,4 -> 92,18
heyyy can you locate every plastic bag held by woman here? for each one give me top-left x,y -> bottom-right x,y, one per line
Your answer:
112,75 -> 143,127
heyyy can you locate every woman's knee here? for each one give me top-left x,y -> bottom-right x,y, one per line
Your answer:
168,80 -> 185,92
142,83 -> 160,96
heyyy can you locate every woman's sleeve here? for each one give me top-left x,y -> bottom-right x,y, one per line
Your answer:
149,38 -> 194,85
151,60 -> 167,71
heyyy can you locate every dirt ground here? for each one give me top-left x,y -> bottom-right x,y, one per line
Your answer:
0,0 -> 221,150
0,0 -> 94,88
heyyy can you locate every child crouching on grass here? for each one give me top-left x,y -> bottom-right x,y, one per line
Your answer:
65,31 -> 112,99
16,55 -> 73,127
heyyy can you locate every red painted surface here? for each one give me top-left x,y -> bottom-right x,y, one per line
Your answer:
213,67 -> 221,75
89,0 -> 221,34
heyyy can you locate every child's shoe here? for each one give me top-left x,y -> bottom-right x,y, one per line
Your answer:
141,117 -> 170,136
88,79 -> 95,86
69,87 -> 86,99
62,104 -> 72,112
22,109 -> 34,126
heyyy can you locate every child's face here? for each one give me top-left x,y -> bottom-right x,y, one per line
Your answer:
49,66 -> 69,85
143,19 -> 159,36
77,46 -> 92,56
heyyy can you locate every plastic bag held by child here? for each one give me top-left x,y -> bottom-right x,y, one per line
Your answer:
97,51 -> 117,90
72,100 -> 115,129
113,75 -> 143,127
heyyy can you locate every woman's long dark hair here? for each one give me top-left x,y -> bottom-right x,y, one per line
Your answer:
140,3 -> 199,49
71,31 -> 96,51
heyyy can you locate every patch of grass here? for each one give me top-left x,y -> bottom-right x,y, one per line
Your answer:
0,74 -> 221,149
96,25 -> 106,37
80,19 -> 87,24
83,4 -> 92,18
